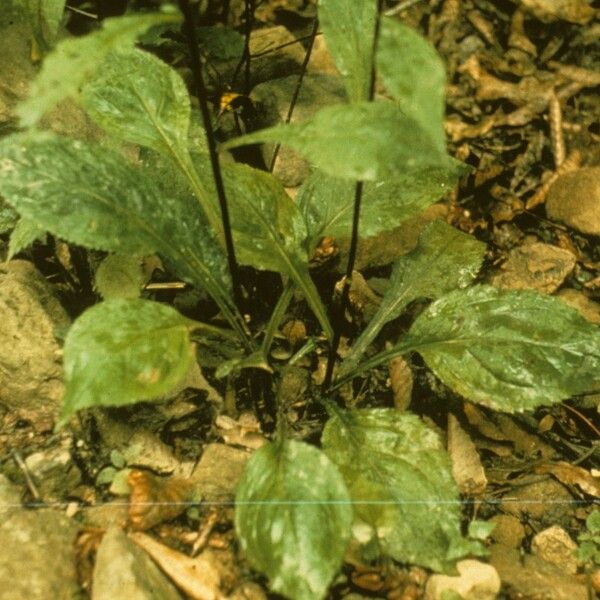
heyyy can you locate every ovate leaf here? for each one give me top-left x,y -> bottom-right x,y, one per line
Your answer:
223,102 -> 450,181
94,254 -> 145,300
0,133 -> 240,337
297,163 -> 466,250
59,298 -> 195,425
17,11 -> 180,127
235,440 -> 352,600
81,48 -> 191,159
407,285 -> 600,411
322,409 -> 482,572
17,0 -> 66,49
342,220 -> 485,370
199,159 -> 333,339
318,0 -> 377,102
7,217 -> 46,259
377,17 -> 445,149
0,200 -> 19,234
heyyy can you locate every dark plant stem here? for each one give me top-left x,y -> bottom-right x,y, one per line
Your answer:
269,18 -> 320,172
243,0 -> 255,95
323,0 -> 385,392
177,0 -> 244,311
232,0 -> 256,94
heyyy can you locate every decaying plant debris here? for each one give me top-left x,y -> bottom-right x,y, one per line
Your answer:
1,1 -> 599,599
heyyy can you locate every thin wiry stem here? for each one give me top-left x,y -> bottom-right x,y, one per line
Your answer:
177,0 -> 244,311
323,0 -> 385,391
269,17 -> 320,172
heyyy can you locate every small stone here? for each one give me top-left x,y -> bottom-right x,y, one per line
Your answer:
251,72 -> 346,186
190,443 -> 251,501
488,514 -> 525,548
546,167 -> 600,235
92,527 -> 181,600
556,289 -> 600,325
0,507 -> 80,600
531,525 -> 578,574
424,559 -> 500,600
24,436 -> 81,502
490,241 -> 575,294
500,479 -> 574,527
490,545 -> 587,600
0,261 -> 70,429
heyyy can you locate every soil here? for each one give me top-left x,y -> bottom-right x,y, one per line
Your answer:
1,1 -> 599,599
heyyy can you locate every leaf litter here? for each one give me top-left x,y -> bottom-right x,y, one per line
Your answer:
1,0 -> 600,599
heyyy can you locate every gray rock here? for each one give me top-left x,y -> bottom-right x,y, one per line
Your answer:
546,167 -> 600,235
488,514 -> 525,548
0,260 -> 70,430
251,72 -> 346,186
490,241 -> 575,294
92,527 -> 181,600
215,26 -> 305,90
556,288 -> 600,324
24,436 -> 82,502
490,545 -> 587,600
0,474 -> 21,517
531,525 -> 578,574
424,559 -> 500,600
0,505 -> 80,599
190,443 -> 251,501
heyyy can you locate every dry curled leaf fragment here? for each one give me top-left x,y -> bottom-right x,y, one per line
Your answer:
214,413 -> 267,450
129,531 -> 225,600
128,469 -> 195,531
388,355 -> 413,411
447,414 -> 487,495
519,0 -> 596,24
535,461 -> 600,497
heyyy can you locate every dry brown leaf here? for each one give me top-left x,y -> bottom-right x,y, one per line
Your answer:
447,414 -> 487,495
129,532 -> 225,600
215,412 -> 267,450
463,404 -> 555,458
519,0 -> 596,24
128,469 -> 195,531
281,319 -> 307,349
388,355 -> 413,411
535,461 -> 600,497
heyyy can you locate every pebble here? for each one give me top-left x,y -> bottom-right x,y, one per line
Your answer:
546,167 -> 600,235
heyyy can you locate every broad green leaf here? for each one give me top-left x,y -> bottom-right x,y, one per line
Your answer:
587,511 -> 600,533
197,158 -> 333,339
94,254 -> 145,300
405,286 -> 600,411
297,163 -> 466,250
322,409 -> 482,572
318,0 -> 377,102
81,49 -> 190,159
0,133 -> 244,339
223,102 -> 450,181
342,220 -> 485,371
235,440 -> 352,600
0,200 -> 20,234
377,17 -> 445,149
17,11 -> 180,127
7,217 -> 46,259
59,298 -> 195,425
17,0 -> 66,49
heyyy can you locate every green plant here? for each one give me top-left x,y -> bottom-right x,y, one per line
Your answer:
1,1 -> 600,598
578,510 -> 600,565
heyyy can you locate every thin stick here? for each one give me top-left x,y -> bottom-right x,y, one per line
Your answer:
269,18 -> 320,172
177,0 -> 244,311
323,0 -> 384,391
